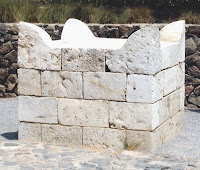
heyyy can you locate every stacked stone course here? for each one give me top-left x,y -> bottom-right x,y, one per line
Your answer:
18,19 -> 185,152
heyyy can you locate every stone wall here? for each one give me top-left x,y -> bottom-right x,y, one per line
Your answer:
0,22 -> 200,108
0,24 -> 18,98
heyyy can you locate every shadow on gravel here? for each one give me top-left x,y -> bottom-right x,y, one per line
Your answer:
1,131 -> 18,140
188,109 -> 200,114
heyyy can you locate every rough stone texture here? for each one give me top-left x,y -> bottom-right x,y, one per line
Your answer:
19,122 -> 41,142
41,71 -> 82,98
83,72 -> 126,101
58,99 -> 109,127
42,124 -> 82,146
106,26 -> 161,75
18,69 -> 41,96
126,72 -> 164,103
18,22 -> 61,70
177,62 -> 185,89
18,96 -> 58,124
62,48 -> 105,72
83,127 -> 126,149
108,101 -> 159,130
0,23 -> 18,97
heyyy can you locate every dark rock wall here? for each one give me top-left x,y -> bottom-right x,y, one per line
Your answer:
0,24 -> 18,98
0,23 -> 200,108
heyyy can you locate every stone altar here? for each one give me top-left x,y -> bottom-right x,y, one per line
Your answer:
18,19 -> 185,152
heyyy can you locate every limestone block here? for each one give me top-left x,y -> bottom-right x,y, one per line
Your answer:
18,22 -> 61,70
126,130 -> 152,152
41,71 -> 82,98
163,66 -> 177,96
19,122 -> 41,142
58,99 -> 109,127
18,69 -> 41,96
106,26 -> 161,75
42,124 -> 82,146
62,48 -> 105,72
172,109 -> 184,134
108,101 -> 159,131
18,96 -> 58,124
176,62 -> 185,89
180,85 -> 185,110
160,20 -> 185,63
160,41 -> 179,70
83,127 -> 126,149
159,89 -> 180,124
126,71 -> 164,103
83,72 -> 126,101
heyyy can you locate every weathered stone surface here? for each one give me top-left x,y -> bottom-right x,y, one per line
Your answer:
0,68 -> 9,82
18,96 -> 58,124
185,53 -> 200,67
4,93 -> 17,98
58,99 -> 109,127
41,71 -> 82,98
42,125 -> 82,146
185,74 -> 193,85
194,85 -> 200,96
0,85 -> 5,97
18,22 -> 61,70
6,74 -> 17,91
108,101 -> 159,130
19,122 -> 41,142
4,50 -> 17,63
18,69 -> 41,96
62,48 -> 105,72
0,23 -> 6,34
126,130 -> 152,152
9,63 -> 18,74
188,66 -> 200,78
127,72 -> 163,103
164,66 -> 177,96
0,58 -> 9,68
159,89 -> 180,124
83,72 -> 126,101
0,42 -> 13,54
172,109 -> 184,134
83,127 -> 126,149
185,85 -> 194,96
188,26 -> 200,38
188,92 -> 200,107
176,62 -> 185,88
106,26 -> 161,74
193,78 -> 200,86
185,38 -> 197,56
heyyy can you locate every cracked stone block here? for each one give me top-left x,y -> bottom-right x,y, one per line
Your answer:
42,124 -> 82,146
177,62 -> 185,89
18,22 -> 61,70
18,69 -> 41,96
126,71 -> 164,103
108,101 -> 159,130
19,122 -> 41,142
41,71 -> 82,98
83,72 -> 126,101
83,127 -> 126,149
58,99 -> 109,127
18,96 -> 58,124
62,48 -> 105,72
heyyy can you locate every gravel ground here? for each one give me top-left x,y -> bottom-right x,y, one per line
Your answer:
0,98 -> 200,169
